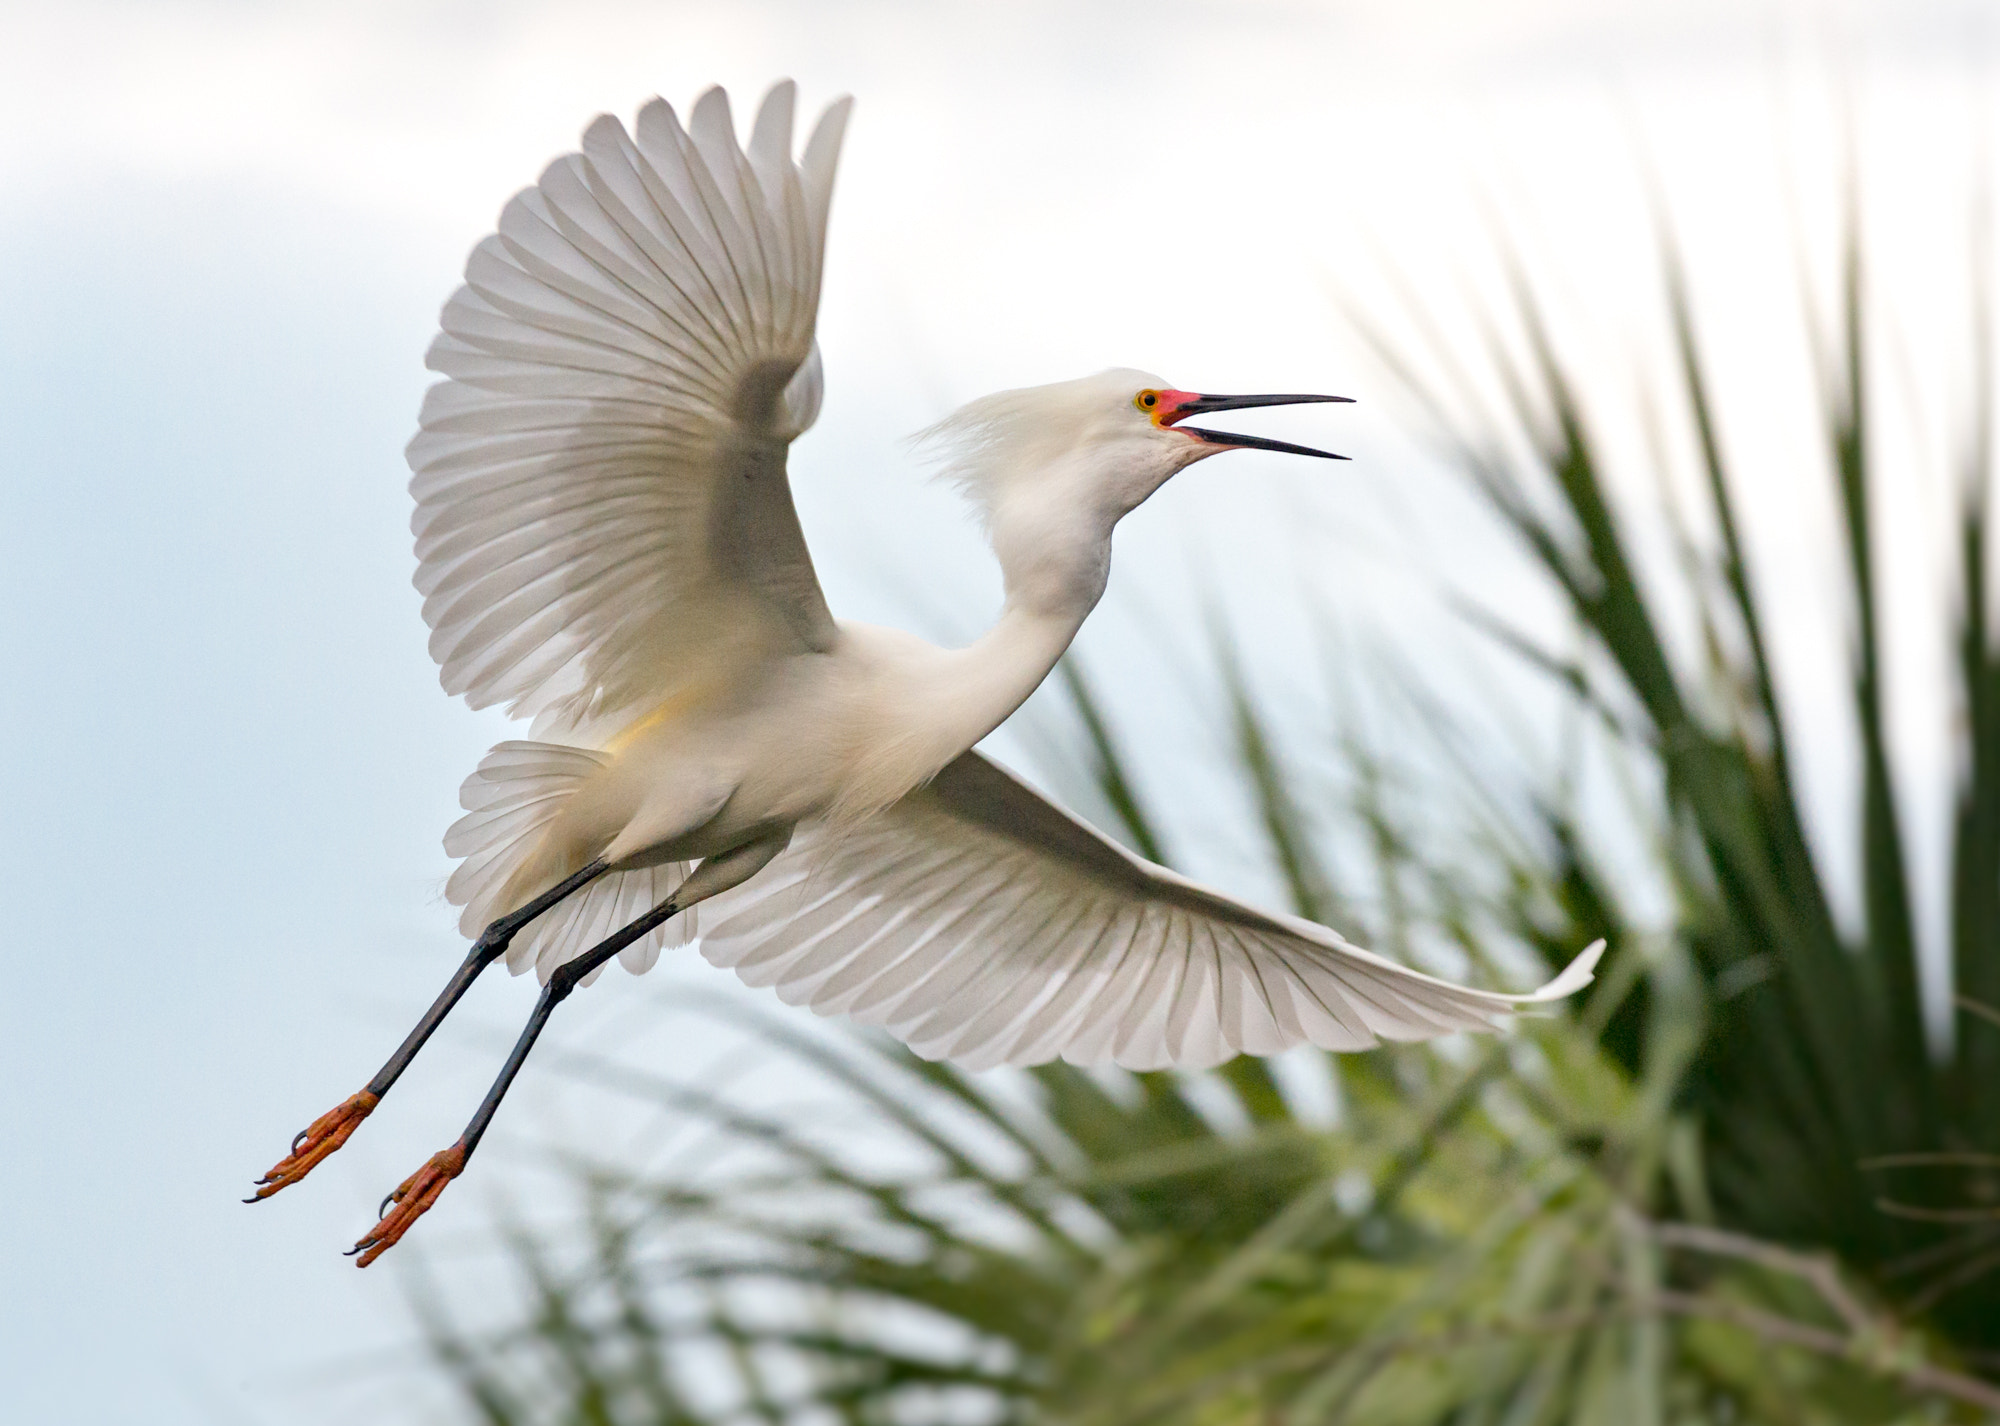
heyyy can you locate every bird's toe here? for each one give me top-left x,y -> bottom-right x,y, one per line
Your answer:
246,1090 -> 379,1202
347,1144 -> 467,1267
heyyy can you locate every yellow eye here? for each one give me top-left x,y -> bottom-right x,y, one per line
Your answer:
1136,390 -> 1159,410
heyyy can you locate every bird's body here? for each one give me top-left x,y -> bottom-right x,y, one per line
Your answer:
450,363 -> 1170,980
488,606 -> 1074,898
252,80 -> 1601,1261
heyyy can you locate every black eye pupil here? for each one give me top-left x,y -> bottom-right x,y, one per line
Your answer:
1143,394 -> 1155,405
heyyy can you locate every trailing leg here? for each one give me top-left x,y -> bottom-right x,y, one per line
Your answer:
246,859 -> 608,1201
348,831 -> 791,1265
348,890 -> 683,1264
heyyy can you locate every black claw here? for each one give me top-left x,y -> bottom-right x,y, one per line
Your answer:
291,1129 -> 311,1154
378,1190 -> 402,1219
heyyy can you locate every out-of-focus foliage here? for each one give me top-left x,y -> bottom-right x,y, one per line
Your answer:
407,195 -> 2000,1422
409,992 -> 1999,1422
1341,208 -> 2000,1351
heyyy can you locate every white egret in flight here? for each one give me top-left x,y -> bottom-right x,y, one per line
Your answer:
249,82 -> 1601,1264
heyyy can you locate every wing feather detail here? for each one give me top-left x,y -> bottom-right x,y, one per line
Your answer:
409,83 -> 853,736
441,741 -> 693,984
698,752 -> 1603,1070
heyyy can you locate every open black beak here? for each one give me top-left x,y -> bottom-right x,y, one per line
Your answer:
1166,392 -> 1352,461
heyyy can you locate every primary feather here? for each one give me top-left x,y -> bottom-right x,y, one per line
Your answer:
699,751 -> 1602,1070
412,81 -> 851,976
410,81 -> 851,741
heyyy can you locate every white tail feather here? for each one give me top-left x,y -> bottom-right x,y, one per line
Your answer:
445,740 -> 695,985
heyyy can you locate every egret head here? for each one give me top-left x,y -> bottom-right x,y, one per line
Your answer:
921,368 -> 1349,530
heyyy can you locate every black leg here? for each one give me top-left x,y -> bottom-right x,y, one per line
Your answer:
348,890 -> 685,1266
247,859 -> 609,1202
368,859 -> 612,1101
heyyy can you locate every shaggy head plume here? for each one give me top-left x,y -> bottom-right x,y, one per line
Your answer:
913,368 -> 1169,523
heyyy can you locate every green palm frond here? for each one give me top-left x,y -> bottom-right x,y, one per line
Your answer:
413,990 -> 2000,1424
1355,198 -> 2000,1339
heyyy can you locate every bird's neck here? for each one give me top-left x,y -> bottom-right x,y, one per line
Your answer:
920,498 -> 1116,758
834,589 -> 1097,827
938,595 -> 1095,741
832,483 -> 1117,825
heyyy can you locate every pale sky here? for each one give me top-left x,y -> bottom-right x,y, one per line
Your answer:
3,2 -> 1993,1421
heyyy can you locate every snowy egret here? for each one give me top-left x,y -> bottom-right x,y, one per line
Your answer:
250,82 -> 1601,1264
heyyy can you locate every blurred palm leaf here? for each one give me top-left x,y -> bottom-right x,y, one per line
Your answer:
412,985 -> 1999,1422
1345,206 -> 2000,1343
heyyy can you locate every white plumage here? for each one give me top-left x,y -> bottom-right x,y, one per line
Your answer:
253,80 -> 1600,1262
411,83 -> 847,736
411,84 -> 849,976
409,79 -> 1600,1058
444,742 -> 693,983
699,752 -> 1600,1071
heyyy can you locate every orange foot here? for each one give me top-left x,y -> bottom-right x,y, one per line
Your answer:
348,1144 -> 466,1267
247,1090 -> 380,1202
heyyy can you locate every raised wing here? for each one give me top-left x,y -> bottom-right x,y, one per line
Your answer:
409,83 -> 853,735
699,752 -> 1603,1071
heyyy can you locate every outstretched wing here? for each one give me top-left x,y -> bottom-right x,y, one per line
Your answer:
409,83 -> 853,735
698,752 -> 1603,1071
